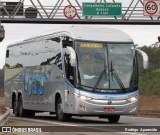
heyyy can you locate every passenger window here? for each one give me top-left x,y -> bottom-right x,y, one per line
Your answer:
40,37 -> 61,67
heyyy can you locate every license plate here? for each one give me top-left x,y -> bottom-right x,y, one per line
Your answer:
104,108 -> 115,112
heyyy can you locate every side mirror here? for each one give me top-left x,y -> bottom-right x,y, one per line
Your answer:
158,36 -> 160,42
65,46 -> 76,67
136,49 -> 149,69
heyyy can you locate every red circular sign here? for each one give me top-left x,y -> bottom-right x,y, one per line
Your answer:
64,5 -> 77,19
145,1 -> 158,15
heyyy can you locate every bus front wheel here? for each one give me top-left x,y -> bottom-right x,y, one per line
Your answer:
28,110 -> 35,117
56,97 -> 71,121
108,115 -> 120,123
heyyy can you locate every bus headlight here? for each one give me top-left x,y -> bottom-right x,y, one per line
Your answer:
128,97 -> 137,102
73,92 -> 92,101
80,95 -> 92,101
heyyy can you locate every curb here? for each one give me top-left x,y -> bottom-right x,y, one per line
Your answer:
0,107 -> 10,126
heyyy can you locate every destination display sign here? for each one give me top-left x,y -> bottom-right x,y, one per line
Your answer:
80,43 -> 103,48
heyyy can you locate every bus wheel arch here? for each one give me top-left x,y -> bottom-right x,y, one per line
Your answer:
55,93 -> 61,112
55,93 -> 70,121
12,92 -> 16,109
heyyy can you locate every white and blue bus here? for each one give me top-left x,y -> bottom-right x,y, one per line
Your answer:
4,26 -> 149,123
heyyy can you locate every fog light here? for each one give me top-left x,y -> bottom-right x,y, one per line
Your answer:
80,95 -> 92,101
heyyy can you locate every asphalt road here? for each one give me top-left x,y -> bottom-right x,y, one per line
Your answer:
3,110 -> 160,135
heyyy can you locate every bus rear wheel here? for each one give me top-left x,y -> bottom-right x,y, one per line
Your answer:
13,98 -> 19,116
18,96 -> 27,117
56,97 -> 71,121
108,115 -> 120,123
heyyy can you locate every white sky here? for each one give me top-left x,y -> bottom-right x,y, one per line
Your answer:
0,24 -> 160,69
0,0 -> 160,69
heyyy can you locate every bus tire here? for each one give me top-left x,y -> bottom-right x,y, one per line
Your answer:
108,115 -> 120,123
28,110 -> 35,117
13,98 -> 19,117
56,97 -> 70,121
18,96 -> 27,117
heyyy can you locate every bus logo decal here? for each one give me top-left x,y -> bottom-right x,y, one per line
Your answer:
20,70 -> 49,95
107,100 -> 112,105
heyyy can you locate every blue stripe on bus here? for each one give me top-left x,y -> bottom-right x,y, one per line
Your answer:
65,81 -> 138,96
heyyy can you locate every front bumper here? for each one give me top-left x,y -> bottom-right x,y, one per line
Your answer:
73,92 -> 138,115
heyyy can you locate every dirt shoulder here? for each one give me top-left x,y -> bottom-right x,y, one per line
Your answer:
0,85 -> 5,113
0,97 -> 5,114
137,96 -> 160,118
139,96 -> 160,111
0,97 -> 4,107
0,86 -> 4,108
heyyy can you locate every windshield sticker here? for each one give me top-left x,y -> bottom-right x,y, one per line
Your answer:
80,43 -> 103,48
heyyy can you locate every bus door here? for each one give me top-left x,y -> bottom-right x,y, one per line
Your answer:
62,37 -> 75,113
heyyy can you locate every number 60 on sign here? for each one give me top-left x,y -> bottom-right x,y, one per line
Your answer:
144,0 -> 160,16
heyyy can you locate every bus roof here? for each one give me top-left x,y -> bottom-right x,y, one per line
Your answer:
57,26 -> 133,42
8,26 -> 133,47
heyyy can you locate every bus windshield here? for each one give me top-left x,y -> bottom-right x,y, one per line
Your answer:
75,41 -> 137,92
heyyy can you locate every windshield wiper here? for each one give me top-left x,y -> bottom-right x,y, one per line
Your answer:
93,58 -> 108,91
93,69 -> 105,91
110,61 -> 126,92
